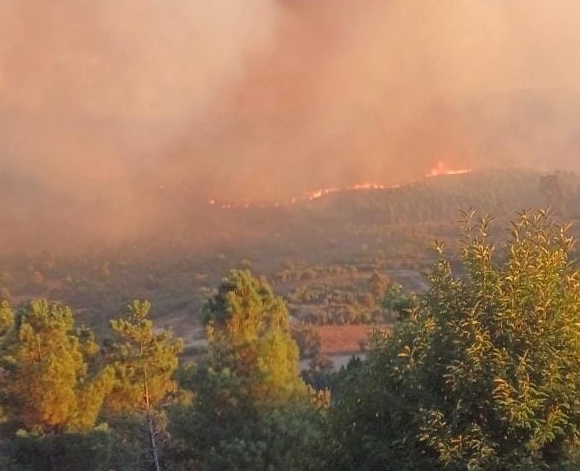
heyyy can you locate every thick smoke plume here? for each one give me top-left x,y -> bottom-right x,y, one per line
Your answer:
1,0 -> 580,250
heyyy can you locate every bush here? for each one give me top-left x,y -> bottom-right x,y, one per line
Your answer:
324,211 -> 580,471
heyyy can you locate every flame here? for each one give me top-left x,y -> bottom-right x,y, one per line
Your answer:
208,182 -> 390,209
304,182 -> 389,201
427,161 -> 471,178
211,201 -> 252,210
208,163 -> 471,209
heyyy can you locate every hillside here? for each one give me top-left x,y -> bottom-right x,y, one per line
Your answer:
190,167 -> 580,267
1,167 -> 579,341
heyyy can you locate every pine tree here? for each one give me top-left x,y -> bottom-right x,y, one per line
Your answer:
0,300 -> 13,337
203,269 -> 308,407
168,270 -> 318,471
105,300 -> 183,471
0,299 -> 113,434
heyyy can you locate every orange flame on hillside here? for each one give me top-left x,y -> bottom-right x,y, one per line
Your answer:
208,163 -> 470,209
208,199 -> 252,209
208,182 -> 390,209
427,161 -> 471,178
304,182 -> 389,201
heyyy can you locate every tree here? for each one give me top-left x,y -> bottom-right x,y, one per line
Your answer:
169,270 -> 319,471
202,269 -> 308,407
0,300 -> 13,337
105,300 -> 183,471
382,281 -> 418,321
0,299 -> 113,435
324,210 -> 580,471
368,271 -> 389,300
292,321 -> 321,358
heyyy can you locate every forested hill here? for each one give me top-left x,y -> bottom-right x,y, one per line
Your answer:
251,168 -> 580,224
1,167 -> 579,335
200,168 -> 580,258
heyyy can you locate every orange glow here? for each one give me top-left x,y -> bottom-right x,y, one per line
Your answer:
304,182 -> 389,201
208,166 -> 470,210
427,161 -> 471,178
208,182 -> 391,209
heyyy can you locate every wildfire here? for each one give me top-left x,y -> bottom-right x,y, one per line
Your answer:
427,161 -> 471,178
303,182 -> 389,201
208,182 -> 390,209
208,199 -> 252,210
208,163 -> 471,209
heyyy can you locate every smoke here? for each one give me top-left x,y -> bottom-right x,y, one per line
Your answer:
1,0 -> 580,250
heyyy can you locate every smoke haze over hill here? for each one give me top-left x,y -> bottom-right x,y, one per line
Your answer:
1,0 -> 580,250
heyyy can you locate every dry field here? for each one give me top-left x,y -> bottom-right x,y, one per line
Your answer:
317,324 -> 375,354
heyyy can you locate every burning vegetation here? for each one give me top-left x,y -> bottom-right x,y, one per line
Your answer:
208,161 -> 471,209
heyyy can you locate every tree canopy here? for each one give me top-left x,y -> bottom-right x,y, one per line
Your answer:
169,269 -> 316,471
105,300 -> 183,416
203,269 -> 308,406
325,210 -> 580,471
0,299 -> 112,434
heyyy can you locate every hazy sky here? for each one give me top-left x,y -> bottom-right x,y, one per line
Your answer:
1,0 -> 580,249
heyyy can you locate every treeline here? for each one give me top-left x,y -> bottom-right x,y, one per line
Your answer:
4,169 -> 578,336
0,270 -> 326,471
285,269 -> 405,326
3,210 -> 580,471
0,251 -> 220,328
0,298 -> 182,470
302,169 -> 580,225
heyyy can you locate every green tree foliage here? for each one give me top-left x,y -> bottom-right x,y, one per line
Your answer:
302,352 -> 335,391
1,428 -> 116,471
382,281 -> 418,321
105,300 -> 183,415
0,425 -> 151,471
0,299 -> 14,337
105,300 -> 184,471
0,299 -> 113,434
169,270 -> 319,471
203,269 -> 308,407
324,210 -> 580,471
